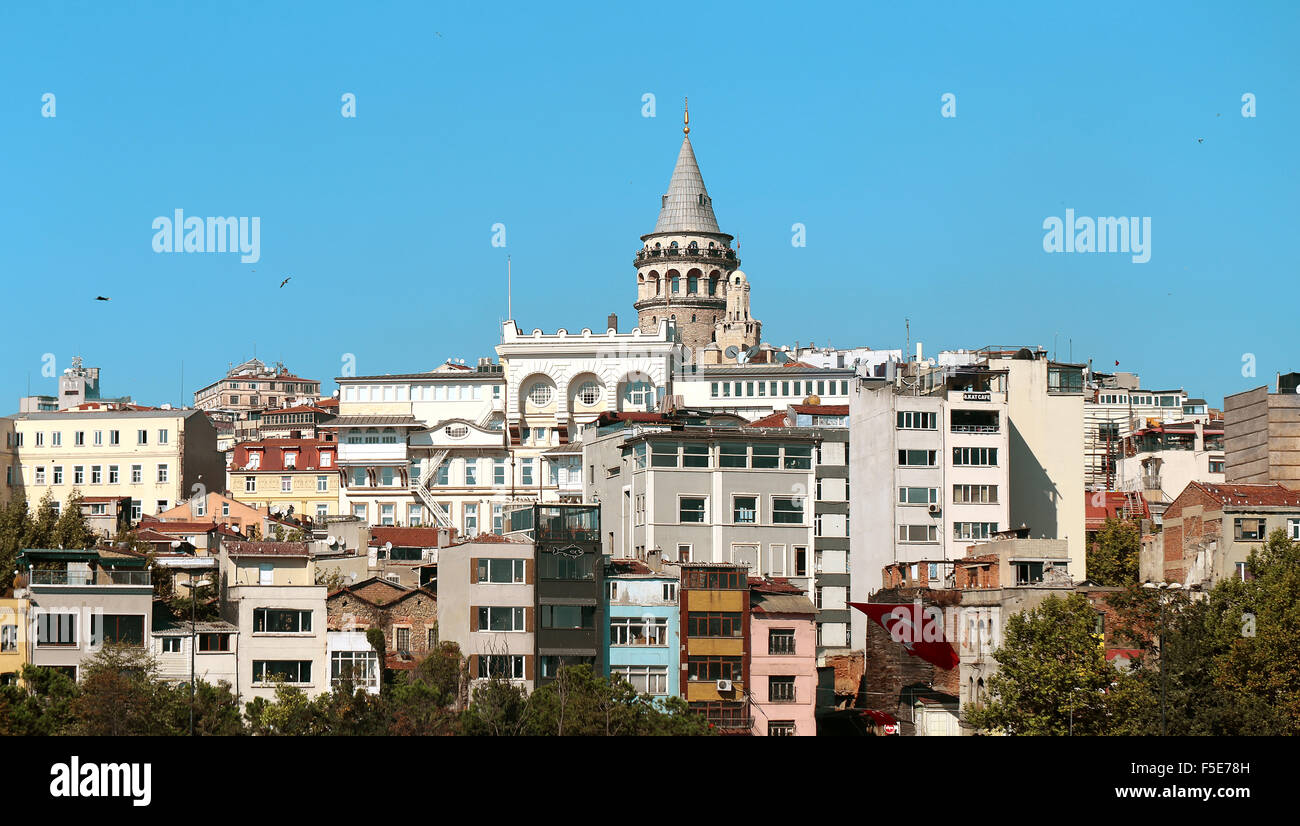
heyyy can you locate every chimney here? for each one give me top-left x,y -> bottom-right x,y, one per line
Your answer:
607,313 -> 618,332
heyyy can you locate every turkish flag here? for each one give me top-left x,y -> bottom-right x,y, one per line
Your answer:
851,602 -> 959,670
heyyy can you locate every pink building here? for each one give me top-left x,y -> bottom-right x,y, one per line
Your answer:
748,579 -> 818,736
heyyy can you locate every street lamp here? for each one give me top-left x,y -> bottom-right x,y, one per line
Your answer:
154,555 -> 217,736
1142,581 -> 1183,736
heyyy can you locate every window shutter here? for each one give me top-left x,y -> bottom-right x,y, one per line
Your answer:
526,558 -> 535,584
469,654 -> 478,679
470,607 -> 478,632
526,607 -> 534,632
470,558 -> 478,583
525,655 -> 534,681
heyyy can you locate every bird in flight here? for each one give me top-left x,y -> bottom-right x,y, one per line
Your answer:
1197,138 -> 1204,143
95,296 -> 110,301
279,277 -> 291,288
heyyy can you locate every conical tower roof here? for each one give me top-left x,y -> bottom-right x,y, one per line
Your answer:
653,135 -> 722,234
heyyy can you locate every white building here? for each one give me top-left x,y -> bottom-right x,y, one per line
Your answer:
848,364 -> 1011,650
672,363 -> 855,420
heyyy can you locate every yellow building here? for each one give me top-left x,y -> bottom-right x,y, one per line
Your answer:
226,438 -> 340,525
10,408 -> 224,520
0,597 -> 30,685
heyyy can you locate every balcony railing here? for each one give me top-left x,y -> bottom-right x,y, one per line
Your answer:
30,569 -> 152,586
635,246 -> 738,267
950,425 -> 999,434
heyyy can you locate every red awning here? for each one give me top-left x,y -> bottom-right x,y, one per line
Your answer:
859,709 -> 900,735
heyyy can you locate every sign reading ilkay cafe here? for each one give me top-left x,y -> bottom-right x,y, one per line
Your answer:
962,391 -> 991,402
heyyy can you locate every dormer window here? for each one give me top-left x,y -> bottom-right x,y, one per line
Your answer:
285,452 -> 298,469
697,194 -> 705,206
248,452 -> 261,470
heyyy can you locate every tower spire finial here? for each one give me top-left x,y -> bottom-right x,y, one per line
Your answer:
683,97 -> 689,135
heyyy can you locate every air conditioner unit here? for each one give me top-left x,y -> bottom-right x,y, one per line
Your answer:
716,679 -> 733,692
928,504 -> 940,514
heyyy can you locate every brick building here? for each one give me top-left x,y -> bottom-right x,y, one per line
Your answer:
326,577 -> 438,670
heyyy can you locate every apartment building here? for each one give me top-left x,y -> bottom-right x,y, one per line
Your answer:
1145,482 -> 1300,587
508,504 -> 607,685
154,491 -> 276,537
217,541 -> 327,700
1224,372 -> 1300,486
749,578 -> 817,736
583,422 -> 818,593
436,534 -> 537,692
227,438 -> 340,523
674,363 -> 856,419
329,360 -> 507,533
1084,371 -> 1198,490
1,417 -> 20,504
15,548 -> 153,683
1118,420 -> 1225,524
680,563 -> 751,733
605,558 -> 680,701
18,357 -> 133,414
0,595 -> 29,685
152,619 -> 239,688
258,405 -> 336,440
848,363 -> 1011,649
10,408 -> 224,519
193,358 -> 322,443
746,404 -> 852,656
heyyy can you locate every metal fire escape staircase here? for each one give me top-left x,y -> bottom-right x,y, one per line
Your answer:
411,449 -> 452,528
1120,488 -> 1145,521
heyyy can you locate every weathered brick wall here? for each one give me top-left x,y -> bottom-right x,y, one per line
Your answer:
861,588 -> 960,735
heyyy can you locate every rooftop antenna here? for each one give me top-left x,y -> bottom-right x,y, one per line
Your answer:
507,255 -> 512,321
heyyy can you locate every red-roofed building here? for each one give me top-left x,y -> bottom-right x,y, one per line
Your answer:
226,438 -> 340,525
193,357 -> 323,442
1150,481 -> 1300,586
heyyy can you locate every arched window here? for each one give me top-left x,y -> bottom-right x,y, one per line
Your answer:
381,428 -> 398,444
363,428 -> 379,444
575,381 -> 602,406
526,382 -> 554,407
687,270 -> 699,293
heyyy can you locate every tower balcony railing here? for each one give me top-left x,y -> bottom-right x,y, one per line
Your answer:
635,247 -> 738,267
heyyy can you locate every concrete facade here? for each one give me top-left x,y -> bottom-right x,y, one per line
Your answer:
1224,379 -> 1300,486
604,561 -> 680,701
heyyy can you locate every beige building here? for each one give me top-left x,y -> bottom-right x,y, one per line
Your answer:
1224,373 -> 1300,486
1,417 -> 20,504
10,408 -> 224,520
193,358 -> 322,443
216,541 -> 327,700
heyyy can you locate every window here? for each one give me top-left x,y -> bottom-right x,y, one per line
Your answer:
477,558 -> 526,583
952,484 -> 998,504
1290,519 -> 1300,541
663,582 -> 678,602
773,497 -> 805,524
769,628 -> 796,655
73,466 -> 84,485
476,606 -> 526,632
651,442 -> 679,467
331,650 -> 379,690
493,459 -> 506,485
953,522 -> 999,540
687,656 -> 742,681
784,444 -> 813,470
138,429 -> 148,445
161,637 -> 182,654
899,487 -> 939,505
222,502 -> 230,517
610,617 -> 668,646
253,609 -> 312,633
733,496 -> 758,524
36,613 -> 77,646
315,474 -> 329,493
89,465 -> 101,484
51,432 -> 61,446
527,382 -> 554,406
575,381 -> 602,406
898,450 -> 937,466
252,661 -> 312,684
317,503 -> 330,520
380,467 -> 395,487
35,432 -> 44,447
794,546 -> 808,577
465,461 -> 478,485
899,525 -> 938,542
541,605 -> 596,629
131,500 -> 141,520
381,503 -> 395,526
720,443 -> 748,468
245,476 -> 256,493
479,655 -> 526,680
681,569 -> 747,589
687,612 -> 743,637
0,624 -> 17,652
281,476 -> 292,492
35,467 -> 46,484
464,503 -> 478,535
897,410 -> 937,429
108,465 -> 119,484
110,430 -> 120,445
610,664 -> 669,695
158,429 -> 169,445
131,464 -> 142,484
682,444 -> 710,468
1235,518 -> 1266,541
52,466 -> 63,485
769,721 -> 796,736
157,464 -> 169,483
680,496 -> 707,523
521,459 -> 535,487
752,444 -> 779,469
769,676 -> 796,703
953,447 -> 997,466
93,430 -> 102,446
198,633 -> 231,652
1209,459 -> 1225,474
75,431 -> 85,446
395,627 -> 412,653
492,504 -> 504,535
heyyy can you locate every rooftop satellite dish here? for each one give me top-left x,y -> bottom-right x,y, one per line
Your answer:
326,535 -> 337,547
384,541 -> 393,552
774,352 -> 790,364
170,540 -> 182,549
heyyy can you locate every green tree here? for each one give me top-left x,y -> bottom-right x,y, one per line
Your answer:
0,664 -> 79,735
1087,517 -> 1140,586
71,645 -> 177,735
25,490 -> 59,549
160,679 -> 247,735
0,495 -> 30,588
965,593 -> 1131,735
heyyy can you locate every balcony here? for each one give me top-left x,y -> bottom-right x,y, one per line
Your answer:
30,569 -> 151,586
635,246 -> 738,268
950,424 -> 999,434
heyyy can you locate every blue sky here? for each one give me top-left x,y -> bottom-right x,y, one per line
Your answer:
1,1 -> 1296,409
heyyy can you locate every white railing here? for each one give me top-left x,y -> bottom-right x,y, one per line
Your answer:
412,449 -> 452,528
